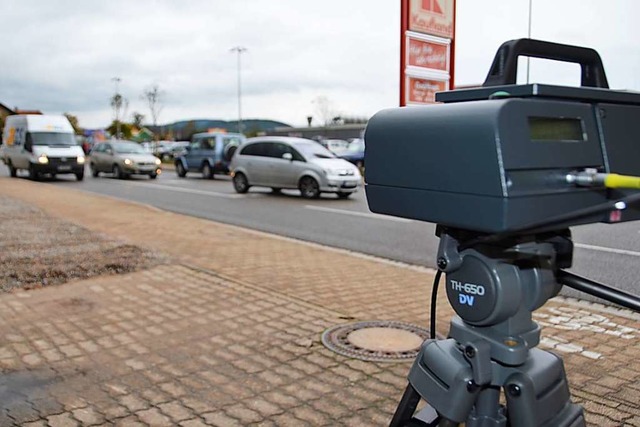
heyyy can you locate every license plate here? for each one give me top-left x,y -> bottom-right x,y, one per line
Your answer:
58,165 -> 71,171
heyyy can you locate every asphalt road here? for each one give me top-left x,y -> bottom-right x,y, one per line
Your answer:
3,164 -> 639,305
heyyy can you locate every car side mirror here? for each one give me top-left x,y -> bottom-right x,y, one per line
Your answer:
24,140 -> 32,152
106,148 -> 113,155
282,153 -> 293,161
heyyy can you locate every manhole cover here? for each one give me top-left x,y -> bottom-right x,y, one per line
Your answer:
321,320 -> 430,362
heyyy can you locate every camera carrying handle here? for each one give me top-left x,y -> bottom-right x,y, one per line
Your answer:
483,38 -> 609,88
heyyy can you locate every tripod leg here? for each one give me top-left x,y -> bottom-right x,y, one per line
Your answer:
389,384 -> 450,427
466,387 -> 507,427
504,349 -> 585,427
389,384 -> 422,427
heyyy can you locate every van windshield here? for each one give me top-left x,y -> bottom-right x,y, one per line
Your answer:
29,132 -> 76,146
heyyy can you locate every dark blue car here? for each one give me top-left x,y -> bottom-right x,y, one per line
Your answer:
339,139 -> 365,168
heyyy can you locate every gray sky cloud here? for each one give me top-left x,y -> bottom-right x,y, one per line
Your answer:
1,0 -> 638,129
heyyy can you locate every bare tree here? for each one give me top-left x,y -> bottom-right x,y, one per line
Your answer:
131,112 -> 145,129
110,93 -> 129,138
142,84 -> 164,135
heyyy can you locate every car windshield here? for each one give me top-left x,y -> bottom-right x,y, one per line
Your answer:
112,142 -> 145,154
29,132 -> 76,146
292,141 -> 336,159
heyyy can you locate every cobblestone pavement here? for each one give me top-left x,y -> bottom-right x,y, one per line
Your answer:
0,178 -> 639,426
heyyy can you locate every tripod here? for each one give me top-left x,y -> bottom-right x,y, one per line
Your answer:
390,228 -> 586,427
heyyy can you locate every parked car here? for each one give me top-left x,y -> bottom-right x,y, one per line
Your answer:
153,141 -> 177,161
230,136 -> 361,199
89,140 -> 162,179
339,138 -> 365,168
174,132 -> 245,179
319,138 -> 349,155
167,141 -> 190,159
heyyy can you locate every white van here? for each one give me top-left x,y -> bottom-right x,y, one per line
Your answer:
1,115 -> 86,180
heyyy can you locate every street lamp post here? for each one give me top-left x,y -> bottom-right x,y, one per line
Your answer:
230,46 -> 247,134
111,77 -> 122,138
526,0 -> 533,84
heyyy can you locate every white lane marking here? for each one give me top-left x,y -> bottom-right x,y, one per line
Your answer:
574,243 -> 640,258
304,205 -> 414,223
119,180 -> 243,199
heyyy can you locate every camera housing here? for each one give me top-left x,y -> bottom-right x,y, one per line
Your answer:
365,39 -> 640,233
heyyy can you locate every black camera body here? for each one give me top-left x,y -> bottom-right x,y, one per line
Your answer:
365,39 -> 640,233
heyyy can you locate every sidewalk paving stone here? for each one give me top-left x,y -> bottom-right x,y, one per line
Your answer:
0,178 -> 638,425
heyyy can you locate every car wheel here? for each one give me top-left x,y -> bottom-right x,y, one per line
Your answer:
299,176 -> 320,199
149,173 -> 157,179
90,163 -> 99,177
202,162 -> 213,179
75,171 -> 84,181
176,161 -> 187,178
28,164 -> 40,181
113,164 -> 125,179
337,192 -> 351,199
7,161 -> 17,178
233,172 -> 250,193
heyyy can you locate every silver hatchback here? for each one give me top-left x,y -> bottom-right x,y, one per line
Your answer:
230,137 -> 361,199
90,140 -> 162,179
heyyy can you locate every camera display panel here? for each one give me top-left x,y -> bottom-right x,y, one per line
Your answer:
528,117 -> 585,142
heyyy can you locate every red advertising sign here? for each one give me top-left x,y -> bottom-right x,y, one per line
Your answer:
407,37 -> 449,72
409,0 -> 455,39
401,0 -> 455,106
406,77 -> 448,104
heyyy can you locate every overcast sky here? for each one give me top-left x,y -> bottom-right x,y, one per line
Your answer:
1,0 -> 638,129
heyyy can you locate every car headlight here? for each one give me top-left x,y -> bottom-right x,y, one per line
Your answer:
324,168 -> 357,177
37,154 -> 49,164
77,156 -> 85,164
323,168 -> 341,176
124,158 -> 133,165
155,158 -> 161,165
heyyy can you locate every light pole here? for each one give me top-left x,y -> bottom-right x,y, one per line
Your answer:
526,0 -> 532,84
111,77 -> 122,138
230,46 -> 247,134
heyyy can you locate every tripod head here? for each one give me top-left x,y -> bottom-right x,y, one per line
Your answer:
435,227 -> 573,365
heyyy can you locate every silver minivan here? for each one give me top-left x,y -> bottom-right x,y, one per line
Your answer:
230,137 -> 361,199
